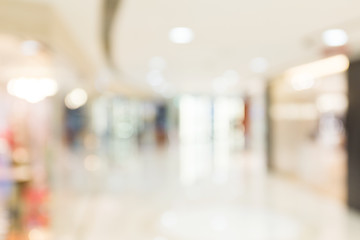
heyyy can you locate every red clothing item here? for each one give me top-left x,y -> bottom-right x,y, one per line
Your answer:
23,187 -> 49,227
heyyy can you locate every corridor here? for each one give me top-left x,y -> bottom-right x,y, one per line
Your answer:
2,0 -> 360,239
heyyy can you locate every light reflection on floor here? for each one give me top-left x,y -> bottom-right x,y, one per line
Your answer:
51,141 -> 360,240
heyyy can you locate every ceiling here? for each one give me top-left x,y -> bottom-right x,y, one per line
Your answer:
112,0 -> 360,95
0,35 -> 53,83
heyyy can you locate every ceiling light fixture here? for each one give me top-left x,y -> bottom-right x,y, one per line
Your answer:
65,88 -> 88,110
7,77 -> 58,103
322,29 -> 348,47
285,54 -> 349,80
169,27 -> 194,44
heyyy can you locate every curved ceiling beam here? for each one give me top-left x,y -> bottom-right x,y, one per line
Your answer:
102,0 -> 121,67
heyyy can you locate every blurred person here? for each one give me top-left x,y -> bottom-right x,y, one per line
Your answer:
155,104 -> 168,147
243,96 -> 251,150
64,107 -> 86,149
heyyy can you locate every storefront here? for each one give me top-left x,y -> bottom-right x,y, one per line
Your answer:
268,55 -> 349,200
0,34 -> 65,240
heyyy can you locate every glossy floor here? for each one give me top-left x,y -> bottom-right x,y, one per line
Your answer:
51,142 -> 360,240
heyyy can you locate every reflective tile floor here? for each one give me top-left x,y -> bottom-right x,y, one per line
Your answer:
51,142 -> 360,240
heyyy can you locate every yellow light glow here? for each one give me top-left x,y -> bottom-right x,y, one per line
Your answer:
28,228 -> 48,240
65,88 -> 88,110
7,77 -> 58,103
290,73 -> 315,91
285,55 -> 349,86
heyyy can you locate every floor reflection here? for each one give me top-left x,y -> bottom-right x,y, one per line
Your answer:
49,140 -> 360,240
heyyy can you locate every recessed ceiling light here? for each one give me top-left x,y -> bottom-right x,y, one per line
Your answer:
169,27 -> 194,44
250,57 -> 269,73
322,29 -> 348,47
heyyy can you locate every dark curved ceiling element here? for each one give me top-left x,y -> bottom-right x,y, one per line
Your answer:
102,0 -> 121,66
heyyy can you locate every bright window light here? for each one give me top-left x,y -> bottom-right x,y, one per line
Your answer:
322,29 -> 348,47
65,88 -> 88,110
7,77 -> 58,103
169,27 -> 194,44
